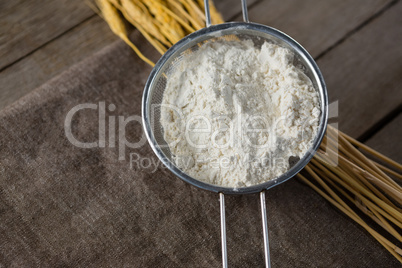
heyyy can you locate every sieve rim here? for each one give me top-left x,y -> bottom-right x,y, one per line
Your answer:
142,22 -> 328,195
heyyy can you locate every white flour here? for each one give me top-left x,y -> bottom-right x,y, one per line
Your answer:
160,39 -> 320,187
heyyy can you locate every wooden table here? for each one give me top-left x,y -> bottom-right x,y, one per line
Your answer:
1,0 -> 401,194
0,0 -> 401,265
3,0 -> 399,159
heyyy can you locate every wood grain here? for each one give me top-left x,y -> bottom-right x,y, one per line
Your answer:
0,0 -> 93,70
0,17 -> 117,110
216,0 -> 259,21
317,1 -> 402,138
365,114 -> 402,163
0,0 -> 255,72
0,0 -> 256,110
244,0 -> 391,58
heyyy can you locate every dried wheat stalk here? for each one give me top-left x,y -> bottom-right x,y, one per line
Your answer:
94,0 -> 223,66
300,125 -> 402,262
94,0 -> 402,262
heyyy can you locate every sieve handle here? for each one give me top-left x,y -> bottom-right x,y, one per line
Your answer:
219,191 -> 271,268
260,191 -> 271,268
204,0 -> 249,27
219,193 -> 228,267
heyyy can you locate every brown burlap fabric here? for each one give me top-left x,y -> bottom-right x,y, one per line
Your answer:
0,38 -> 398,267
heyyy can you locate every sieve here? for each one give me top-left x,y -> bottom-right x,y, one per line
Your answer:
142,0 -> 328,267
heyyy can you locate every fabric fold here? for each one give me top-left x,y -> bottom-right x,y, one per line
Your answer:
0,38 -> 397,267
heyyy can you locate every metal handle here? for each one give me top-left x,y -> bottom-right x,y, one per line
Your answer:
241,0 -> 249,23
219,191 -> 271,268
204,0 -> 249,27
210,1 -> 267,266
260,191 -> 271,268
220,193 -> 228,268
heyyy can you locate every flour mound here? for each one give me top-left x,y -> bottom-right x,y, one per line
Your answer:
160,40 -> 320,187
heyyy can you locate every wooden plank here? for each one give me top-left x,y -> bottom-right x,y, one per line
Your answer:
0,0 -> 252,72
0,0 -> 255,110
215,0 -> 259,21
0,0 -> 94,70
316,1 -> 402,138
244,0 -> 391,57
365,114 -> 402,163
0,16 -> 118,110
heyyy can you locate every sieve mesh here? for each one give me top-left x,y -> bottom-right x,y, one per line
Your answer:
142,22 -> 328,194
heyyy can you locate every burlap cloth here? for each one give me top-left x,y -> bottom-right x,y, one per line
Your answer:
0,37 -> 398,267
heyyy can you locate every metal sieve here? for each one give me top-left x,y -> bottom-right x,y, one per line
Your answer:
142,1 -> 328,267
